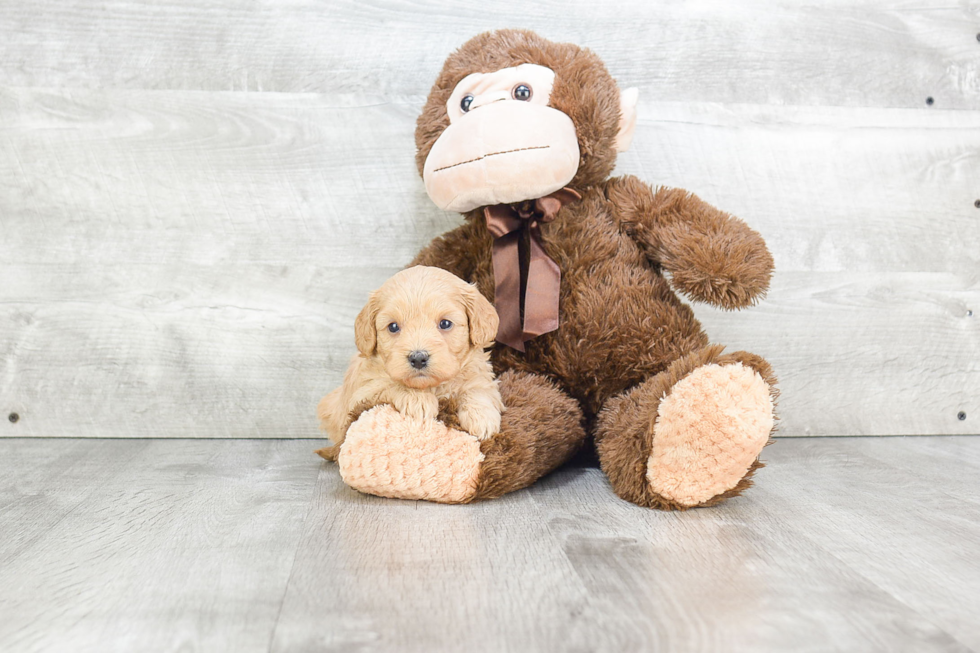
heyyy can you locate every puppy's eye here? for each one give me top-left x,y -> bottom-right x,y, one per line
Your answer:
460,95 -> 474,112
512,84 -> 532,101
438,319 -> 453,330
387,322 -> 400,334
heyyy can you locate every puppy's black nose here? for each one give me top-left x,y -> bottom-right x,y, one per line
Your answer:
408,350 -> 430,370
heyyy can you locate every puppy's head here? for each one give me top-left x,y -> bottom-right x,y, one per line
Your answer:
354,266 -> 498,389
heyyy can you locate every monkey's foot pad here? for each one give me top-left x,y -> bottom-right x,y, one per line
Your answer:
648,362 -> 774,507
335,406 -> 484,504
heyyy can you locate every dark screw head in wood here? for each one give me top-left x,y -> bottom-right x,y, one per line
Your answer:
976,33 -> 980,42
959,411 -> 967,421
926,97 -> 934,105
975,199 -> 980,208
8,413 -> 18,423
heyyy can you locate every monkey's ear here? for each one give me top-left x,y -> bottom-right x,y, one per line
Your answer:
353,292 -> 379,356
462,284 -> 499,348
615,87 -> 639,153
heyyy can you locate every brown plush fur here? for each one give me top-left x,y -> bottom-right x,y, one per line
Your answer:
412,180 -> 772,422
472,370 -> 586,501
594,345 -> 778,509
407,29 -> 776,508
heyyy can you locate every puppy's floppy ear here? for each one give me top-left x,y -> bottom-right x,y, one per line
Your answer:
461,283 -> 499,348
353,292 -> 379,356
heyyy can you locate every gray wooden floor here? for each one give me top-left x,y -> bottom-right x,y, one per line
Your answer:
1,437 -> 978,652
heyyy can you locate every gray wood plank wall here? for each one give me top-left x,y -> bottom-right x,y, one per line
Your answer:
1,1 -> 978,438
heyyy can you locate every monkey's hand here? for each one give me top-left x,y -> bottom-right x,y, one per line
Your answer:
606,176 -> 773,310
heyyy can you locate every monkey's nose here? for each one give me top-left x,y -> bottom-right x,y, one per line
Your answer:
469,92 -> 508,111
408,350 -> 430,370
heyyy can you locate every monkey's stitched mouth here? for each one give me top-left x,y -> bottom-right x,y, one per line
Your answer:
432,145 -> 551,173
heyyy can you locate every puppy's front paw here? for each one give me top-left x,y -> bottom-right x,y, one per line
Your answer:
393,391 -> 440,422
457,404 -> 502,441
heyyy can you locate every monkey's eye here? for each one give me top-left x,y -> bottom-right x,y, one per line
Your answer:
438,319 -> 453,330
460,95 -> 475,112
387,322 -> 400,334
512,84 -> 532,101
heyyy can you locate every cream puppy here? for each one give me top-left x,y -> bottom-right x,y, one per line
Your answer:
318,266 -> 504,449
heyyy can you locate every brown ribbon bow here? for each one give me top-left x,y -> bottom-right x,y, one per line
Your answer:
483,187 -> 581,352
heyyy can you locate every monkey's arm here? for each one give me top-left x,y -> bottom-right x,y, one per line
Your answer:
605,175 -> 773,309
409,219 -> 484,281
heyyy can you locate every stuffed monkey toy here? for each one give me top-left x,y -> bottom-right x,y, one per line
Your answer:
327,29 -> 778,510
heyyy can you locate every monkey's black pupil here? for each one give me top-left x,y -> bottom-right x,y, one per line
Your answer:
439,320 -> 453,330
513,84 -> 531,101
460,95 -> 474,112
388,323 -> 399,333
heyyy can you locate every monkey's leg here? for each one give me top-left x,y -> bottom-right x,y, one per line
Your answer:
328,370 -> 585,504
594,345 -> 777,510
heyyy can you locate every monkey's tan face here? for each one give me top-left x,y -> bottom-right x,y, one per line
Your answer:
422,64 -> 581,212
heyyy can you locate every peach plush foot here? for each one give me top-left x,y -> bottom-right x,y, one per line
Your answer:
331,405 -> 485,504
596,346 -> 777,510
646,362 -> 773,507
316,370 -> 587,505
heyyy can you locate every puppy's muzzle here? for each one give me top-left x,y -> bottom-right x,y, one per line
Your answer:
408,350 -> 430,370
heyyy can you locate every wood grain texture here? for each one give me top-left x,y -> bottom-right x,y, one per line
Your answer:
270,465 -> 597,652
630,102 -> 980,436
279,463 -> 974,653
757,437 -> 980,650
536,465 -> 973,652
0,438 -> 320,653
0,87 -> 423,437
0,438 -> 150,564
2,84 -> 977,437
271,436 -> 980,652
0,1 -> 978,109
5,437 -> 974,652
